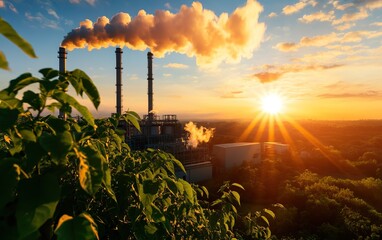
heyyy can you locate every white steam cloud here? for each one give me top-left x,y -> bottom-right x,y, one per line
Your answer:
61,0 -> 265,66
184,121 -> 215,148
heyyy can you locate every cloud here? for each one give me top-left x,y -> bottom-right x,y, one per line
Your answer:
221,91 -> 245,98
318,90 -> 380,98
299,11 -> 335,23
372,22 -> 382,26
163,63 -> 189,69
334,23 -> 355,31
268,12 -> 277,18
274,42 -> 299,52
0,1 -> 18,13
163,73 -> 172,77
282,0 -> 317,15
47,8 -> 59,19
254,72 -> 284,83
275,31 -> 382,52
61,0 -> 265,67
25,12 -> 60,29
253,63 -> 343,83
69,0 -> 95,5
330,1 -> 354,10
164,2 -> 172,9
362,0 -> 382,10
332,8 -> 368,25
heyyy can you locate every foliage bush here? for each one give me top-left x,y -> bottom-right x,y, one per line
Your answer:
0,21 -> 275,238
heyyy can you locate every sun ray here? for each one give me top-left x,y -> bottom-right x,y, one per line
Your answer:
239,112 -> 264,142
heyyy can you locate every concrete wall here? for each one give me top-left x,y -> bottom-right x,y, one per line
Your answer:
176,161 -> 213,183
213,142 -> 261,170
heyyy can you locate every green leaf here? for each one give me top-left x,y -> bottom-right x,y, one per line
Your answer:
0,17 -> 37,58
201,186 -> 209,198
180,179 -> 194,204
55,213 -> 99,240
78,146 -> 105,196
39,131 -> 73,164
0,108 -> 19,131
16,173 -> 61,239
151,204 -> 165,223
24,142 -> 45,172
19,129 -> 36,142
22,90 -> 43,110
143,179 -> 160,195
69,69 -> 100,109
39,68 -> 59,81
230,191 -> 241,206
144,223 -> 157,235
7,73 -> 40,94
231,183 -> 245,190
52,91 -> 95,126
0,160 -> 20,209
0,50 -> 9,70
172,158 -> 186,174
123,111 -> 141,132
263,208 -> 275,219
261,216 -> 270,227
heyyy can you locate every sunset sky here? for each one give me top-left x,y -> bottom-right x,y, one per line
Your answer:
0,0 -> 382,120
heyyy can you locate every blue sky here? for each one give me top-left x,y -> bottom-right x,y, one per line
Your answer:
1,0 -> 382,120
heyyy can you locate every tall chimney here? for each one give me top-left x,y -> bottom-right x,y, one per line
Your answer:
58,47 -> 67,119
147,52 -> 154,120
115,47 -> 123,115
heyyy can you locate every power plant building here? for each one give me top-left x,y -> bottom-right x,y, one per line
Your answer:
213,142 -> 261,170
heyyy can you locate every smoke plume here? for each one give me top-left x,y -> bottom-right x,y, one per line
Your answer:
61,0 -> 265,66
184,121 -> 215,148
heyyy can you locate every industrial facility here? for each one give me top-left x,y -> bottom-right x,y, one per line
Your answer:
58,47 -> 289,182
58,47 -> 213,182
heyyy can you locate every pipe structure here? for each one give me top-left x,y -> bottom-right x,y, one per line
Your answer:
115,47 -> 123,115
147,52 -> 154,120
58,47 -> 67,119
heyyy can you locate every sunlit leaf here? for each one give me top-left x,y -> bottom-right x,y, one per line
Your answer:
230,191 -> 241,206
69,69 -> 100,109
16,173 -> 60,239
0,50 -> 9,70
39,68 -> 59,80
7,73 -> 40,94
123,111 -> 141,132
263,208 -> 275,219
144,223 -> 157,235
52,91 -> 95,126
0,17 -> 37,58
78,146 -> 105,196
55,213 -> 99,240
180,179 -> 194,204
231,183 -> 245,190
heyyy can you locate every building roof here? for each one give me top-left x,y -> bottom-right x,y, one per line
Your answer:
214,142 -> 260,148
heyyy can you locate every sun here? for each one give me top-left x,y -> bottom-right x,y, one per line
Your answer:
261,93 -> 283,114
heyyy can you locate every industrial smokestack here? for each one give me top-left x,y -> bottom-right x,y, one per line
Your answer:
147,52 -> 154,120
58,47 -> 67,119
115,47 -> 123,115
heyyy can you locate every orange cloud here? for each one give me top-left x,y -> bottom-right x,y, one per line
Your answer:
282,0 -> 317,15
299,11 -> 335,23
268,12 -> 277,18
275,31 -> 382,52
62,0 -> 265,67
253,63 -> 343,83
332,8 -> 368,25
163,63 -> 189,69
274,42 -> 299,52
318,90 -> 380,98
